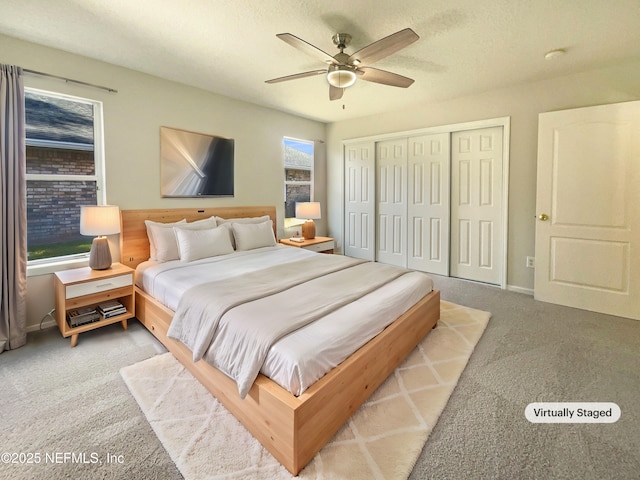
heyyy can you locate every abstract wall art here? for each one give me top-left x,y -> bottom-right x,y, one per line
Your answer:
160,126 -> 234,197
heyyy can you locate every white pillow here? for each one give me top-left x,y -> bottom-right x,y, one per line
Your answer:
232,220 -> 277,251
215,215 -> 270,248
147,217 -> 217,262
145,219 -> 186,261
215,215 -> 270,225
174,225 -> 234,262
189,216 -> 218,227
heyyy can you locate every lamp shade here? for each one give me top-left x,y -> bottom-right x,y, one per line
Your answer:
80,205 -> 121,236
295,202 -> 321,220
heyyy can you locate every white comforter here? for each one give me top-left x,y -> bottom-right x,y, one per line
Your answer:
137,246 -> 434,397
168,254 -> 412,398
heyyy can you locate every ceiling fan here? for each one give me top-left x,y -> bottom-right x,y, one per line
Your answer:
265,28 -> 419,101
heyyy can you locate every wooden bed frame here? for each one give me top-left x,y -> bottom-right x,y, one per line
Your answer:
120,206 -> 440,475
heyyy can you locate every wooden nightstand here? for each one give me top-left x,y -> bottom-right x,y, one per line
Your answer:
53,263 -> 135,347
279,236 -> 334,254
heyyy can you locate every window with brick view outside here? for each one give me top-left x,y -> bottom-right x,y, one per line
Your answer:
283,138 -> 314,219
25,90 -> 100,262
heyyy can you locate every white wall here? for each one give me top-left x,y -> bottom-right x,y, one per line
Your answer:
0,34 -> 327,330
326,58 -> 640,292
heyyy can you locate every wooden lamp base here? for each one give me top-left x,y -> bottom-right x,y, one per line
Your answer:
301,220 -> 316,240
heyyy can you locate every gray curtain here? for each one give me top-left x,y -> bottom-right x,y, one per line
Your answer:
0,64 -> 27,352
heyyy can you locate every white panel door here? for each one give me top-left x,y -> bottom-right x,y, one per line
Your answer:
344,141 -> 375,260
450,127 -> 503,284
407,133 -> 451,274
535,101 -> 640,319
376,139 -> 407,267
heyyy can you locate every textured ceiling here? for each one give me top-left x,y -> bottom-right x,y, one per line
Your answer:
1,0 -> 640,123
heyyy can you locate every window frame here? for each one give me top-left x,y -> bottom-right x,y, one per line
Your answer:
283,137 -> 314,221
25,87 -> 107,274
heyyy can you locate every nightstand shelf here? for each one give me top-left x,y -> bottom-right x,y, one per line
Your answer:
279,236 -> 334,253
53,263 -> 135,347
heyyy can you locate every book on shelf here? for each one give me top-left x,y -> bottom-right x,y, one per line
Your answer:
96,300 -> 126,317
97,300 -> 125,312
101,307 -> 127,318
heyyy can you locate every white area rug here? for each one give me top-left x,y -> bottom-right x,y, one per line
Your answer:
120,301 -> 490,480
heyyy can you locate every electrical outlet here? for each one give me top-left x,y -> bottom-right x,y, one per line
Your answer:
526,256 -> 535,268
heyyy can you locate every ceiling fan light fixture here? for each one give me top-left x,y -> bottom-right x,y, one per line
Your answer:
327,68 -> 357,88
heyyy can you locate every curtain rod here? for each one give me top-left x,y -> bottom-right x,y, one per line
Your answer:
23,68 -> 118,94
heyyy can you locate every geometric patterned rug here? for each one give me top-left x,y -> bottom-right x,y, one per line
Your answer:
120,301 -> 490,480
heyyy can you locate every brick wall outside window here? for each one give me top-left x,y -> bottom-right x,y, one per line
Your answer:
26,146 -> 94,175
26,146 -> 96,245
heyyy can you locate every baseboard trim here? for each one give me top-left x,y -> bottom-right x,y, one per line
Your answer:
27,319 -> 56,333
506,284 -> 534,296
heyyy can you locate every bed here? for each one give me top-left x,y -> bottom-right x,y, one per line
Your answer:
120,206 -> 440,475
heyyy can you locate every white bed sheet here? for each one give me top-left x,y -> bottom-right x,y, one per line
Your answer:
136,246 -> 434,396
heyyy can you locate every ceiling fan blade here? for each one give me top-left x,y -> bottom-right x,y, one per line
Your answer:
276,33 -> 338,65
358,67 -> 415,88
265,69 -> 327,84
329,85 -> 344,101
348,28 -> 419,66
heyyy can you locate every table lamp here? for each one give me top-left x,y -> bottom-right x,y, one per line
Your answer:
295,202 -> 321,240
80,205 -> 121,270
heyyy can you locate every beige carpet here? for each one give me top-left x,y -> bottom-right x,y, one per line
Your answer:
120,301 -> 490,479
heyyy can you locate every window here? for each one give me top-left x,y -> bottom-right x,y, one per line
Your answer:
25,88 -> 105,263
283,138 -> 314,219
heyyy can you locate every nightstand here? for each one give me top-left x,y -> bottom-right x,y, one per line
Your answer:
279,236 -> 334,254
53,263 -> 135,347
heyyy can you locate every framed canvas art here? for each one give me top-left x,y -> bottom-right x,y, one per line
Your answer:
160,126 -> 234,197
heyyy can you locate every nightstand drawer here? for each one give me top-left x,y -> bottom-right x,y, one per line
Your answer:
304,240 -> 334,252
66,273 -> 133,299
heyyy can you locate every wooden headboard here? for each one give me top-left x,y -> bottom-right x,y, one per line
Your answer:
120,206 -> 277,269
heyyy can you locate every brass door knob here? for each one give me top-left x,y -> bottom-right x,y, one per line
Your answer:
538,213 -> 549,221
